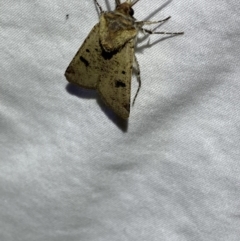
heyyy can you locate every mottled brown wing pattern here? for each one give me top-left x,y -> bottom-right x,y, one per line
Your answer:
97,40 -> 134,119
65,24 -> 101,89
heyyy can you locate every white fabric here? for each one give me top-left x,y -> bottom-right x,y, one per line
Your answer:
1,0 -> 240,240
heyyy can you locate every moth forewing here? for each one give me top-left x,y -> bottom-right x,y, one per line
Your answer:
65,24 -> 101,89
98,39 -> 135,119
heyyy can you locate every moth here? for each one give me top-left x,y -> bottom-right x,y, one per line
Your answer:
65,0 -> 183,119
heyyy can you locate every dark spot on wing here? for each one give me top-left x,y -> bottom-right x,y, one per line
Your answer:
80,56 -> 89,67
100,42 -> 118,60
101,49 -> 115,60
86,49 -> 90,53
115,80 -> 126,88
122,70 -> 126,75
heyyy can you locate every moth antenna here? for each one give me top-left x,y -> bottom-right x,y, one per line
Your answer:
94,0 -> 103,13
142,29 -> 184,35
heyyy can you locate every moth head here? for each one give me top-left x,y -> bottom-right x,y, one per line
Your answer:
115,0 -> 140,17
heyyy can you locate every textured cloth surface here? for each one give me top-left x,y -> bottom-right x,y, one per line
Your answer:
1,0 -> 240,240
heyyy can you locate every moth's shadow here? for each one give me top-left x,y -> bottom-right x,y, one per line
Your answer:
66,83 -> 98,99
136,34 -> 182,53
66,83 -> 128,132
142,0 -> 173,21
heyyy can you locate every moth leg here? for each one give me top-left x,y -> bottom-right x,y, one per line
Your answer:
132,54 -> 141,106
142,28 -> 184,35
137,16 -> 184,35
136,16 -> 171,27
94,0 -> 103,13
